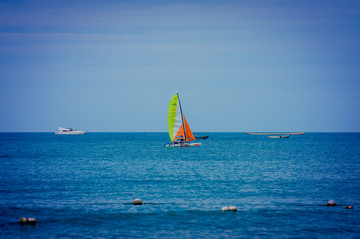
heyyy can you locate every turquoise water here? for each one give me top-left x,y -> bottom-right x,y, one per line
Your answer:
0,133 -> 359,238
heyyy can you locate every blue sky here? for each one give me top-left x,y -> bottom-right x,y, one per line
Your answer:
1,0 -> 360,132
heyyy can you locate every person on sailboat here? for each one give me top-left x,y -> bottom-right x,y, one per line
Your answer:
179,137 -> 186,146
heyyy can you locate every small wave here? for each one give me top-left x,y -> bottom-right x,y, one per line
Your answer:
0,155 -> 11,158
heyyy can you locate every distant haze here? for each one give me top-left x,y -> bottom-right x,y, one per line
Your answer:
1,0 -> 360,132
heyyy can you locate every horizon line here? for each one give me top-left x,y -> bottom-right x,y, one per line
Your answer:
1,131 -> 360,133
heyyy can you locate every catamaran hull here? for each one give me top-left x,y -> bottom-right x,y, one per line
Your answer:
164,142 -> 202,147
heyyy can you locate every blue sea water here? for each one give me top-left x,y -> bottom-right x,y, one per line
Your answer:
0,132 -> 359,238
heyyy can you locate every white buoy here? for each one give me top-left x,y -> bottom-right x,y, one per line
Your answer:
327,200 -> 336,206
229,206 -> 237,211
133,198 -> 143,205
28,218 -> 36,225
221,206 -> 230,211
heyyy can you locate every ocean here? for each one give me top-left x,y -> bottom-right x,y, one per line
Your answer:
0,133 -> 359,238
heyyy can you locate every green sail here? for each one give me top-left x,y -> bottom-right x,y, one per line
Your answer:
168,94 -> 180,141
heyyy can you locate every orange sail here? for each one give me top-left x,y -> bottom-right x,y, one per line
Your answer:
173,115 -> 195,141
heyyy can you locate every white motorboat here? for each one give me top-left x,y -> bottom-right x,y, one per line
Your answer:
55,127 -> 86,135
268,135 -> 290,139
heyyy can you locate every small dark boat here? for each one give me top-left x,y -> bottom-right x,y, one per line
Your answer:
268,135 -> 290,139
195,136 -> 209,140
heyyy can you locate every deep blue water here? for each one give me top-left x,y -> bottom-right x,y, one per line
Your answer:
0,133 -> 359,238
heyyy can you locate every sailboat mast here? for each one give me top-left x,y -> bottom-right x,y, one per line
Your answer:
176,91 -> 187,141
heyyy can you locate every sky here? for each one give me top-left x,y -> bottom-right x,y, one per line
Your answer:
1,0 -> 360,132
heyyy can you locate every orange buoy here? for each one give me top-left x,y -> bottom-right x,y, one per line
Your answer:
19,218 -> 28,224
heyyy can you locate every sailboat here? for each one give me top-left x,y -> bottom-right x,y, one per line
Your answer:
164,92 -> 202,147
